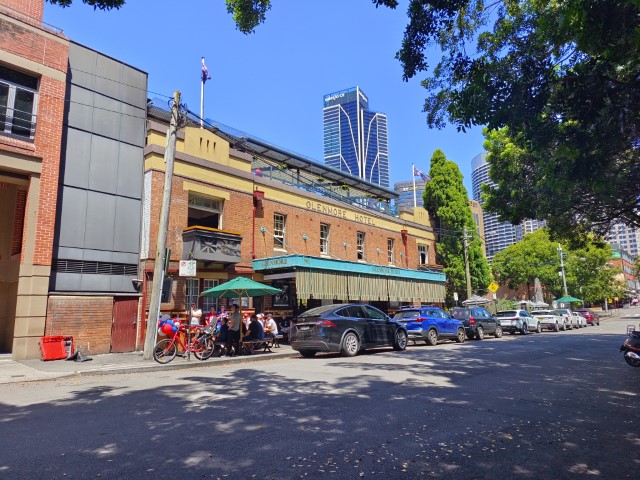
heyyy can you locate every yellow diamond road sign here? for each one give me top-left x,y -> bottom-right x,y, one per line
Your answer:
488,281 -> 499,293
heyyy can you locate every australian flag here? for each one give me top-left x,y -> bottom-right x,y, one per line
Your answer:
201,57 -> 211,83
413,166 -> 431,182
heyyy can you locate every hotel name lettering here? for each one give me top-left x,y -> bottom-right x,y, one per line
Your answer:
305,201 -> 375,226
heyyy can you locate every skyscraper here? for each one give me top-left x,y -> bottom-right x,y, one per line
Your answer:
471,153 -> 546,261
323,86 -> 389,187
606,222 -> 640,257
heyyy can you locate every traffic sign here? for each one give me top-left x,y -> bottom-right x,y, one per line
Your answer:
179,260 -> 196,277
488,281 -> 499,293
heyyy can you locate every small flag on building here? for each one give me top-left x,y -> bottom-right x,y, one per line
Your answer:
413,166 -> 431,182
201,57 -> 211,83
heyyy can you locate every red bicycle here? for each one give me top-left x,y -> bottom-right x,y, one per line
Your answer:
153,325 -> 215,364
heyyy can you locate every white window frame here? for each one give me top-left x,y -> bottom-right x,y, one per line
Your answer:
202,279 -> 219,312
185,278 -> 199,308
418,244 -> 428,265
0,66 -> 38,141
188,192 -> 223,229
320,223 -> 330,255
274,213 -> 286,249
387,238 -> 395,265
357,231 -> 365,260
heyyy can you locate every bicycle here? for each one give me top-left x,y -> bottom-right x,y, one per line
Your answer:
153,325 -> 215,364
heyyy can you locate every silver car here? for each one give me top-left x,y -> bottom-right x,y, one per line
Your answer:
554,309 -> 577,329
531,310 -> 565,331
495,310 -> 541,335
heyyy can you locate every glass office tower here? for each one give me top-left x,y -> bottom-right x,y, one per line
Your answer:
323,86 -> 389,188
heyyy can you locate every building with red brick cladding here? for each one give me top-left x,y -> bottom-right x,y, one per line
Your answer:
0,0 -> 147,359
140,106 -> 446,341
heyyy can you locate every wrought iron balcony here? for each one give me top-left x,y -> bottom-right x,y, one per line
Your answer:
182,226 -> 242,264
417,263 -> 444,273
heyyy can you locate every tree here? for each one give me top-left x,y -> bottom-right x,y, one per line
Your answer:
564,239 -> 620,306
47,0 -> 125,9
491,229 -> 563,299
423,149 -> 490,304
375,1 -> 640,239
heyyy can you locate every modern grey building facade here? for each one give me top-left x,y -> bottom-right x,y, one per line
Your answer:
394,179 -> 426,212
323,86 -> 389,188
471,152 -> 546,261
51,41 -> 147,294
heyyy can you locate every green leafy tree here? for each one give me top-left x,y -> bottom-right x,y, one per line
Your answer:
491,229 -> 563,299
564,239 -> 620,306
423,149 -> 490,304
47,0 -> 125,9
374,0 -> 640,239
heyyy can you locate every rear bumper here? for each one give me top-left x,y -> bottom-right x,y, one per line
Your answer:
291,340 -> 340,353
406,329 -> 427,340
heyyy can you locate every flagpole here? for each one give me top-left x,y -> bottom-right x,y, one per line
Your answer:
412,163 -> 417,208
200,57 -> 205,128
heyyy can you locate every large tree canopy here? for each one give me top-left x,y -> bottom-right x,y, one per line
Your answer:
423,149 -> 490,303
47,0 -> 125,9
384,0 -> 640,238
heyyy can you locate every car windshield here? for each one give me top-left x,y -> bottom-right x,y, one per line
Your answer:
495,311 -> 517,317
532,310 -> 553,315
393,310 -> 420,319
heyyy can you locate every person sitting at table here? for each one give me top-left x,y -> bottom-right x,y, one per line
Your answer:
205,306 -> 217,326
263,313 -> 278,338
244,314 -> 264,341
213,318 -> 229,356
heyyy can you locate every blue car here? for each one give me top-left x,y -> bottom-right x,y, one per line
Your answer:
393,306 -> 466,346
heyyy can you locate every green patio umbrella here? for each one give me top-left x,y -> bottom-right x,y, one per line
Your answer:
200,277 -> 281,346
555,295 -> 583,303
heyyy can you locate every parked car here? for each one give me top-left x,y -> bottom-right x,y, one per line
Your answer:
573,308 -> 600,326
290,304 -> 408,358
554,309 -> 578,329
531,310 -> 564,331
495,310 -> 541,334
393,306 -> 465,345
449,306 -> 502,340
575,313 -> 588,328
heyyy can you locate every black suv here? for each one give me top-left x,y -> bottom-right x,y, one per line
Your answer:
449,307 -> 502,340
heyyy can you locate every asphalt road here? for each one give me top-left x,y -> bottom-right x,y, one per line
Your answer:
1,316 -> 638,479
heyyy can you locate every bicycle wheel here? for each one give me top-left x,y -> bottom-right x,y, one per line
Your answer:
194,337 -> 215,360
153,338 -> 177,364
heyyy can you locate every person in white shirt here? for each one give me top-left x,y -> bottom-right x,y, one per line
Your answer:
188,303 -> 202,326
264,314 -> 278,338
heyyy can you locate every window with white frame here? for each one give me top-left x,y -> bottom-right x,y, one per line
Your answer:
320,223 -> 330,254
202,279 -> 219,312
188,192 -> 223,229
387,238 -> 395,265
185,278 -> 200,308
274,214 -> 286,249
418,244 -> 428,264
357,231 -> 365,260
0,65 -> 38,140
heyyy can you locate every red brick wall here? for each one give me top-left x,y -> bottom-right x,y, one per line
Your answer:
0,13 -> 68,266
11,189 -> 26,256
46,297 -> 114,354
1,0 -> 44,21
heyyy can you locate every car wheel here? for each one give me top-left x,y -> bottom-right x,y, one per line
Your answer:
554,322 -> 560,332
393,329 -> 408,351
426,328 -> 438,346
597,320 -> 600,326
340,332 -> 360,357
521,323 -> 528,335
476,326 -> 484,340
455,328 -> 466,343
494,325 -> 503,338
535,323 -> 542,334
299,350 -> 317,358
562,322 -> 567,331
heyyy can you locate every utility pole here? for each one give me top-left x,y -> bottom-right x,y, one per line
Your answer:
143,91 -> 181,359
558,243 -> 568,296
463,227 -> 472,299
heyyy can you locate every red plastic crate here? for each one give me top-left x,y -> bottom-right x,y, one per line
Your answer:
40,336 -> 73,361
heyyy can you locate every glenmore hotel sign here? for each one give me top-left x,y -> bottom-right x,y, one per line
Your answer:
305,200 -> 376,226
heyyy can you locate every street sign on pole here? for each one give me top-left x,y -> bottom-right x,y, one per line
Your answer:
488,281 -> 499,293
179,260 -> 196,277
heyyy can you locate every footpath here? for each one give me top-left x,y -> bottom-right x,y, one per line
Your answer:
0,344 -> 299,385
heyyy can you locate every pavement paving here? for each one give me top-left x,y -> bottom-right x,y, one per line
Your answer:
0,343 -> 298,385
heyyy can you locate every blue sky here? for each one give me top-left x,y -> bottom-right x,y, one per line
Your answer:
44,0 -> 485,194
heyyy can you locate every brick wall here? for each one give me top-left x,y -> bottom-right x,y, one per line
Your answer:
46,297 -> 113,354
1,0 -> 44,22
11,189 -> 26,256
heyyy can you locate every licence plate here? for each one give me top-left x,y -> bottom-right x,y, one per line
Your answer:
298,325 -> 311,331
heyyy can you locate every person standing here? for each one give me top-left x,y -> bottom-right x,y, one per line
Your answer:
226,303 -> 242,356
188,303 -> 203,326
205,306 -> 217,326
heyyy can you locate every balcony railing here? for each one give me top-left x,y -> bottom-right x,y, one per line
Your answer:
417,263 -> 444,273
182,226 -> 242,264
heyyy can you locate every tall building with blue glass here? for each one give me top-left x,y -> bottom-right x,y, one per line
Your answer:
323,86 -> 389,187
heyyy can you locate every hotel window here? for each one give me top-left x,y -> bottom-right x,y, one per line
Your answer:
185,278 -> 199,308
418,245 -> 428,264
357,231 -> 365,260
274,214 -> 286,249
202,279 -> 219,312
188,192 -> 222,229
0,65 -> 39,140
320,223 -> 330,254
387,238 -> 395,265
